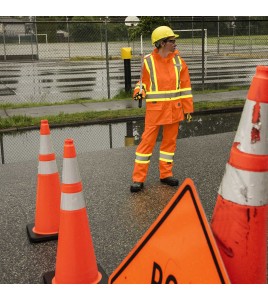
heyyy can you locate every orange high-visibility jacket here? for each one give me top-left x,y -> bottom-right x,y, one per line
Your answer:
133,49 -> 194,125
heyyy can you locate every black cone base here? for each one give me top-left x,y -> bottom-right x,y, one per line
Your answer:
43,264 -> 108,284
26,223 -> 58,243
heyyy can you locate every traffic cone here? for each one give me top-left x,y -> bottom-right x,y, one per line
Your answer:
26,120 -> 61,243
211,65 -> 268,283
43,139 -> 108,284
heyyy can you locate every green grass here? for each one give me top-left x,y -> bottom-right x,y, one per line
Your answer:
0,87 -> 246,110
195,100 -> 245,110
0,99 -> 245,130
0,90 -> 133,110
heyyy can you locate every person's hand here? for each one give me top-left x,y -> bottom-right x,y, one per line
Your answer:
133,89 -> 145,101
186,113 -> 192,123
133,92 -> 143,101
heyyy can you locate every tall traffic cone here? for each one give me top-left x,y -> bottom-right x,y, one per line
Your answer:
43,139 -> 108,284
211,66 -> 268,283
26,120 -> 61,243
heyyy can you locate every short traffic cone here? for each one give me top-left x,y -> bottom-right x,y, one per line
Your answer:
26,120 -> 61,243
43,139 -> 108,284
211,66 -> 268,283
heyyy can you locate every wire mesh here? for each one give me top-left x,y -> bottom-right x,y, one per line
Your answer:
0,17 -> 268,164
1,17 -> 268,103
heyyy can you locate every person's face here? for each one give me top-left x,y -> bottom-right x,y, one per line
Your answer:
163,37 -> 177,52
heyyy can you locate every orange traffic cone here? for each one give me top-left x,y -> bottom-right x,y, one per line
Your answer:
26,120 -> 61,243
43,139 -> 108,284
211,66 -> 268,283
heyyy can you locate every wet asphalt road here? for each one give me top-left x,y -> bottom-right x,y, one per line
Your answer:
0,131 -> 236,284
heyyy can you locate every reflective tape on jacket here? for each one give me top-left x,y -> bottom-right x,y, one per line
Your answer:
173,55 -> 182,85
146,88 -> 192,102
135,83 -> 146,91
61,191 -> 85,211
38,160 -> 58,174
135,152 -> 152,164
159,151 -> 174,163
145,54 -> 181,91
144,55 -> 157,91
144,54 -> 192,102
218,163 -> 268,206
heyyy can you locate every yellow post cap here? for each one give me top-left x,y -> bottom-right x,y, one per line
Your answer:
121,47 -> 132,59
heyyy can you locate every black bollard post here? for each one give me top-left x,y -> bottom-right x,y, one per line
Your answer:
121,47 -> 132,93
124,59 -> 131,92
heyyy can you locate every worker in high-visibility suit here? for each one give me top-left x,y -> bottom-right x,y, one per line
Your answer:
130,26 -> 194,192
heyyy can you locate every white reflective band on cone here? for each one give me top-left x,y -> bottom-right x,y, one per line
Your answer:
61,191 -> 85,211
234,100 -> 268,155
39,135 -> 54,154
38,160 -> 58,174
62,157 -> 81,184
219,163 -> 268,206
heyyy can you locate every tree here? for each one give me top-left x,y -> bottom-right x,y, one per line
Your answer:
128,16 -> 170,41
36,16 -> 68,42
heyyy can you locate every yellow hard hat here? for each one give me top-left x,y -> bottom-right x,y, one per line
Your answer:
151,26 -> 179,45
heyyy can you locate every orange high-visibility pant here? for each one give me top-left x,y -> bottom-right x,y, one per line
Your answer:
132,122 -> 179,183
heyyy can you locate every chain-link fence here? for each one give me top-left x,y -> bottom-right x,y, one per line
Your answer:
1,17 -> 268,104
0,17 -> 268,164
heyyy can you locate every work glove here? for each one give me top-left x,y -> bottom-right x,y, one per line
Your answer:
133,89 -> 145,101
186,113 -> 192,123
133,92 -> 143,101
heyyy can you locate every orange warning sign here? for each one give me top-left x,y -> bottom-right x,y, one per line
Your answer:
109,178 -> 230,284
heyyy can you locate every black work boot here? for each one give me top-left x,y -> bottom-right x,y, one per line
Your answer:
160,177 -> 179,186
130,182 -> 144,193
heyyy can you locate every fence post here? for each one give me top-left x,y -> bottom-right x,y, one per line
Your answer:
217,16 -> 220,54
0,133 -> 5,164
66,16 -> 71,60
30,33 -> 34,61
105,18 -> 111,99
34,17 -> 39,60
109,124 -> 113,149
3,28 -> 6,61
201,17 -> 205,91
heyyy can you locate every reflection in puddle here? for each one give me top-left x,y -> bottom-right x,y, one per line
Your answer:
57,83 -> 94,88
0,112 -> 241,164
132,112 -> 241,144
0,61 -> 107,103
56,77 -> 96,82
0,58 -> 263,104
40,79 -> 53,83
61,89 -> 93,93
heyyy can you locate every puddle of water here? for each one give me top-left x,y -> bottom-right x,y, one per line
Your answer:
0,112 -> 241,164
2,57 -> 267,103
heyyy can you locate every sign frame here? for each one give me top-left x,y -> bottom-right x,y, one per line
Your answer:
109,178 -> 230,284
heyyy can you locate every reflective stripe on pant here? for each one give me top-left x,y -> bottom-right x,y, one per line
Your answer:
132,122 -> 179,182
